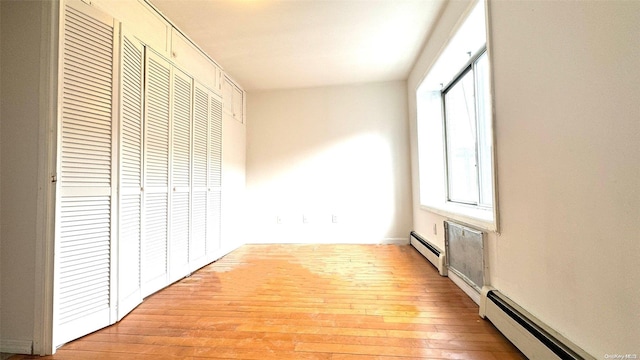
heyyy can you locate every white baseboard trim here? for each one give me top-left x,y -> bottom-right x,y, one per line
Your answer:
409,232 -> 447,276
448,270 -> 481,305
480,287 -> 595,360
1,339 -> 33,354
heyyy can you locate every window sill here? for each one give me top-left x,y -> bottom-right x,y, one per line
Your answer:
420,202 -> 497,232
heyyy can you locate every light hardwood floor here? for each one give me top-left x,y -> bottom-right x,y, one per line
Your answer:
13,244 -> 526,359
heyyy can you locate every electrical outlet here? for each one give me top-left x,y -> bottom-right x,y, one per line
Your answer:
332,214 -> 338,223
276,216 -> 282,224
302,215 -> 309,224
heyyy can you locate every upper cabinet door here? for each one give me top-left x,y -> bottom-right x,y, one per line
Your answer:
171,29 -> 221,94
232,86 -> 244,124
91,0 -> 170,55
222,76 -> 234,117
56,0 -> 117,347
222,75 -> 244,124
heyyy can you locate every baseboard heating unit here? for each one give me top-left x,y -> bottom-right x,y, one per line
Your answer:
479,287 -> 594,360
409,231 -> 446,276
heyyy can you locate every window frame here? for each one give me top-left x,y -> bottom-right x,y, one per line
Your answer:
441,47 -> 490,208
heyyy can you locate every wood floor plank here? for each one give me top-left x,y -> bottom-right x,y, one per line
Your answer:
11,244 -> 525,359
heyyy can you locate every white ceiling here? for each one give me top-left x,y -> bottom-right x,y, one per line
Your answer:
149,0 -> 445,91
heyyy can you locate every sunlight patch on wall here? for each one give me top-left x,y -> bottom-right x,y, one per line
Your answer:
247,133 -> 396,244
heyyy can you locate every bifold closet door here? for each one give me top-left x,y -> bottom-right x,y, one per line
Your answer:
141,50 -> 171,297
207,93 -> 223,257
56,0 -> 117,346
191,83 -> 210,270
117,30 -> 144,320
169,67 -> 192,281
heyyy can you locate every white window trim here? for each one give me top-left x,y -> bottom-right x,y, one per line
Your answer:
415,0 -> 499,233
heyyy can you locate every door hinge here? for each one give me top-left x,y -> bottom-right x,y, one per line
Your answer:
51,175 -> 57,183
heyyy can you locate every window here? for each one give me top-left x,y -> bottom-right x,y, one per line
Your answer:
415,1 -> 497,230
443,49 -> 492,207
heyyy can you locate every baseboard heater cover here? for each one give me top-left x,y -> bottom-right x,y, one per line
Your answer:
409,231 -> 447,276
480,287 -> 594,360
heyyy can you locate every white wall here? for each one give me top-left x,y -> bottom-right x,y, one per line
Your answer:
409,0 -> 640,357
0,0 -> 43,348
221,115 -> 247,253
246,81 -> 412,244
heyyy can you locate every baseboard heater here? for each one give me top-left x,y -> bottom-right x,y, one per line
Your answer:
409,231 -> 447,276
480,288 -> 594,360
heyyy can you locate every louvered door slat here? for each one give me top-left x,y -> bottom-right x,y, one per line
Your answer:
171,70 -> 191,188
63,60 -> 112,84
118,32 -> 144,319
62,117 -> 112,134
171,192 -> 190,276
191,191 -> 207,268
64,41 -> 112,66
58,195 -> 111,338
63,105 -> 113,122
144,54 -> 170,189
57,0 -> 114,347
142,192 -> 168,287
209,96 -> 223,188
193,86 -> 208,188
63,86 -> 112,104
62,68 -> 112,92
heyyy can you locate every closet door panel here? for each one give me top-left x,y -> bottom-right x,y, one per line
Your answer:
56,0 -> 115,346
170,68 -> 192,281
118,31 -> 144,319
190,83 -> 209,269
207,94 -> 223,257
142,50 -> 171,297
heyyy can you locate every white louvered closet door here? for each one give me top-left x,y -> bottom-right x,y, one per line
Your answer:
56,0 -> 117,346
142,50 -> 171,297
169,67 -> 192,282
118,29 -> 144,320
190,82 -> 209,270
207,93 -> 223,258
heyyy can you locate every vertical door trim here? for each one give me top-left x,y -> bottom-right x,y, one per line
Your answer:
34,0 -> 60,355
